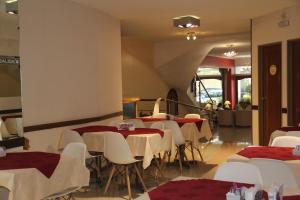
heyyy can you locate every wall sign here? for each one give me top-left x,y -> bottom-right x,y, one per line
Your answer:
0,56 -> 20,65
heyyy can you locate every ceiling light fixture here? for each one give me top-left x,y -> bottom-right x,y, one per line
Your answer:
173,15 -> 200,28
224,45 -> 238,57
186,32 -> 197,41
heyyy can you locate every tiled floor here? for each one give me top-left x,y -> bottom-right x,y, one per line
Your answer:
75,126 -> 252,200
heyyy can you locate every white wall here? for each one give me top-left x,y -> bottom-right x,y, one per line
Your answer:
252,4 -> 300,144
19,0 -> 123,150
121,38 -> 169,113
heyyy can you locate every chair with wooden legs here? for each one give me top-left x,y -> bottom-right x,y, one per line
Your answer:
163,120 -> 187,175
103,132 -> 147,200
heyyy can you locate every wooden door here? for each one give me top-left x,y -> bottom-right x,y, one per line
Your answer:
288,39 -> 300,126
166,89 -> 178,116
259,43 -> 282,146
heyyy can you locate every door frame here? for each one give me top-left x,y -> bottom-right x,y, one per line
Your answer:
287,38 -> 300,126
258,42 -> 282,145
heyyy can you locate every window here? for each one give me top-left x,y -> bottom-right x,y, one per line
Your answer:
237,78 -> 251,103
196,68 -> 223,104
235,66 -> 251,75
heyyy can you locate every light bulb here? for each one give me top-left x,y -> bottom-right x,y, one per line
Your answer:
193,35 -> 197,40
186,23 -> 192,27
186,36 -> 190,40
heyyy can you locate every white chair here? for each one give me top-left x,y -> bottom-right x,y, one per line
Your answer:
271,136 -> 300,148
249,158 -> 298,188
108,119 -> 124,127
152,97 -> 162,116
286,131 -> 300,137
184,114 -> 201,119
152,113 -> 167,119
124,119 -> 145,128
44,143 -> 87,200
4,118 -> 23,136
214,162 -> 263,185
150,121 -> 165,130
163,120 -> 186,174
103,132 -> 147,199
60,130 -> 102,179
0,119 -> 10,138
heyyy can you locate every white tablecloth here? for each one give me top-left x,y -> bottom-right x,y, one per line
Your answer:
59,130 -> 173,169
0,152 -> 90,200
181,119 -> 212,149
228,154 -> 300,189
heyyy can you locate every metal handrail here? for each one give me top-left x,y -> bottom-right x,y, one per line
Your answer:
195,73 -> 215,104
165,98 -> 204,110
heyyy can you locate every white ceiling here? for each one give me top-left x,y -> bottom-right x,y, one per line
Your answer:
71,0 -> 300,41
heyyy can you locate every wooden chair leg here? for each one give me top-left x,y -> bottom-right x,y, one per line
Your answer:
104,165 -> 116,194
177,147 -> 183,175
190,142 -> 195,162
197,148 -> 204,162
134,163 -> 147,192
125,166 -> 132,200
154,155 -> 164,178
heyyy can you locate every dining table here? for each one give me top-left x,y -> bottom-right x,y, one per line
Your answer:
227,146 -> 300,188
135,176 -> 300,200
0,151 -> 89,200
269,126 -> 300,145
59,125 -> 173,169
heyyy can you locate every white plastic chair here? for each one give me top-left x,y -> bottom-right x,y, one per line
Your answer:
103,132 -> 147,199
44,143 -> 87,200
152,97 -> 162,116
184,114 -> 201,119
286,131 -> 300,137
163,120 -> 186,174
271,136 -> 300,148
124,119 -> 145,128
214,162 -> 263,185
108,119 -> 124,127
249,158 -> 298,188
150,121 -> 165,130
152,113 -> 167,119
0,119 -> 10,138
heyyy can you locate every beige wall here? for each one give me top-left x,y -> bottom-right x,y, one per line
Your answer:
0,16 -> 19,56
122,38 -> 169,113
252,4 -> 300,144
19,0 -> 123,150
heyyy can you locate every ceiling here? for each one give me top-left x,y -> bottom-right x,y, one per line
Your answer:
71,0 -> 300,41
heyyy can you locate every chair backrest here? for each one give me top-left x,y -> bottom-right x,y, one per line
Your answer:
163,120 -> 185,145
0,119 -> 10,138
124,119 -> 145,128
153,97 -> 162,116
286,131 -> 300,137
152,113 -> 167,119
271,136 -> 300,147
104,132 -> 135,164
108,119 -> 124,127
62,143 -> 87,166
214,162 -> 263,185
61,130 -> 91,158
150,121 -> 165,130
184,114 -> 201,119
249,158 -> 297,187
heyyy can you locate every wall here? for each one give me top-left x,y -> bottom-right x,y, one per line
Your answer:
19,0 -> 123,151
122,38 -> 169,114
252,4 -> 300,144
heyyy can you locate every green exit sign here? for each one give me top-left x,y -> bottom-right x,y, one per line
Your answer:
0,56 -> 20,65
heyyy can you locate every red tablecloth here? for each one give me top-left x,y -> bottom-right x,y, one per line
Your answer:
0,152 -> 60,178
73,125 -> 117,135
73,126 -> 164,138
148,179 -> 300,200
1,115 -> 22,121
138,118 -> 165,122
237,146 -> 300,161
149,179 -> 263,200
279,126 -> 300,132
175,118 -> 203,131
